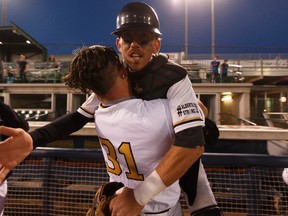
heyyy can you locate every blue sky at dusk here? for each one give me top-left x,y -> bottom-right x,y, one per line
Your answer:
1,0 -> 288,55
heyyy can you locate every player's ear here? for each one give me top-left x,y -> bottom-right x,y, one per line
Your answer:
152,38 -> 161,54
116,38 -> 122,53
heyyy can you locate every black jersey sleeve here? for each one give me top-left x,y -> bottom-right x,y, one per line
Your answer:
174,126 -> 205,148
29,111 -> 91,149
0,101 -> 29,132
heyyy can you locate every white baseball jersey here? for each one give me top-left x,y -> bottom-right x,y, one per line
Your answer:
79,98 -> 181,213
95,99 -> 180,212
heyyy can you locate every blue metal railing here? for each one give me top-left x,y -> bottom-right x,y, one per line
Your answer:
4,148 -> 288,215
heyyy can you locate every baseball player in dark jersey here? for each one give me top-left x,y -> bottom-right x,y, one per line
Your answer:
111,3 -> 222,216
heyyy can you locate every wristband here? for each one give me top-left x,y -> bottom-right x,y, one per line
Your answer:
133,170 -> 167,206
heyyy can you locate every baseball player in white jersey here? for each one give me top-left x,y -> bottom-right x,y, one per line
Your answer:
72,45 -> 204,215
79,71 -> 216,215
72,45 -> 204,216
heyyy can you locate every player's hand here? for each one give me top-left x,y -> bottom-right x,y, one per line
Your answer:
0,126 -> 33,183
109,187 -> 144,216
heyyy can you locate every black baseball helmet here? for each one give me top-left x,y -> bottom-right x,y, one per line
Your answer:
111,2 -> 162,36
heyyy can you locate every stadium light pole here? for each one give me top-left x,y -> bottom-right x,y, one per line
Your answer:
2,0 -> 7,26
184,0 -> 215,59
179,0 -> 215,60
184,0 -> 188,59
211,0 -> 215,58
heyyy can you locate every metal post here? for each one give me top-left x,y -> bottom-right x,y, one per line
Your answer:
2,0 -> 6,26
211,0 -> 215,58
184,0 -> 188,60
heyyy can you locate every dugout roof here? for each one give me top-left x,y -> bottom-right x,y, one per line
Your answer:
0,22 -> 47,61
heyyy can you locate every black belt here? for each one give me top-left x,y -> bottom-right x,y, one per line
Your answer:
144,208 -> 170,215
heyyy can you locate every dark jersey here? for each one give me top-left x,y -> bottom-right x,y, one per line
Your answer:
129,53 -> 187,100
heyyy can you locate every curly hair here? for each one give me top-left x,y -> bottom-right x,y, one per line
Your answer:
64,45 -> 123,96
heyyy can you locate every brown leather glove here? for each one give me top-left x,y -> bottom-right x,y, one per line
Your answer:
86,182 -> 124,216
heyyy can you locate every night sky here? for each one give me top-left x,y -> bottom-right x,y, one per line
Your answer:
1,0 -> 288,55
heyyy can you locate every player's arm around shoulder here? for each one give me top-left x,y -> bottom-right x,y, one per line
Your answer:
157,145 -> 204,187
161,73 -> 205,183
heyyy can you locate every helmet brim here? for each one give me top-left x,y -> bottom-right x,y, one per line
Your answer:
111,23 -> 162,36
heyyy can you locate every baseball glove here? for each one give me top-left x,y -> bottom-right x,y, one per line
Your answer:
86,182 -> 124,216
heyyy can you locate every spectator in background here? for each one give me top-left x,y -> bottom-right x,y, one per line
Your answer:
220,59 -> 229,82
48,55 -> 56,63
6,66 -> 14,84
0,101 -> 29,216
16,55 -> 28,82
210,55 -> 220,83
54,61 -> 62,70
54,60 -> 62,82
48,55 -> 57,69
